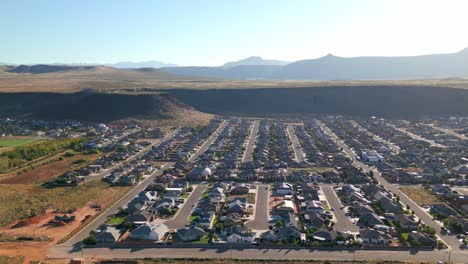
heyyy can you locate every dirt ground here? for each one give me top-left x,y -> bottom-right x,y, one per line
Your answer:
0,206 -> 97,263
0,206 -> 96,240
399,186 -> 443,206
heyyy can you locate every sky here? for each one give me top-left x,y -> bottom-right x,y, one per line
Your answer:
2,0 -> 468,66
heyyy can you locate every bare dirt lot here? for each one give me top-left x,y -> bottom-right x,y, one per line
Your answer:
0,182 -> 132,263
399,186 -> 443,206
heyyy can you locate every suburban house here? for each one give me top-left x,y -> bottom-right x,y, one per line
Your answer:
176,226 -> 208,242
95,226 -> 121,244
408,231 -> 436,247
129,224 -> 162,241
359,228 -> 392,245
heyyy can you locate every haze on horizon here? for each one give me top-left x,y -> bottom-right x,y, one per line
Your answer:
2,0 -> 468,66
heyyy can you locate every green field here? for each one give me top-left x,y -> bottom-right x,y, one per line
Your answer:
0,138 -> 42,148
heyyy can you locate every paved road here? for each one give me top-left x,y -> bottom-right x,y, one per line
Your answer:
393,125 -> 447,148
424,123 -> 468,140
100,128 -> 140,148
242,120 -> 259,162
85,130 -> 178,181
63,162 -> 175,247
321,186 -> 359,232
59,130 -> 178,246
318,121 -> 462,251
47,246 -> 467,263
189,121 -> 226,162
287,125 -> 306,163
245,184 -> 269,231
350,120 -> 400,154
164,184 -> 207,229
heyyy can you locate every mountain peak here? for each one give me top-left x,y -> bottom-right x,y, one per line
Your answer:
223,56 -> 289,68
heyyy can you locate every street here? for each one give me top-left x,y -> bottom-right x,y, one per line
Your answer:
424,123 -> 468,140
47,245 -> 468,263
321,186 -> 359,233
318,121 -> 463,251
287,125 -> 306,163
62,162 -> 175,247
242,120 -> 259,162
189,121 -> 226,162
85,130 -> 178,181
245,184 -> 269,231
393,125 -> 447,148
350,120 -> 400,154
164,184 -> 207,229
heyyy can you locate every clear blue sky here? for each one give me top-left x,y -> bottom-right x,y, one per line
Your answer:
2,0 -> 468,66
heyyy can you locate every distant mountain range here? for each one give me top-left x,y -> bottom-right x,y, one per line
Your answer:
162,48 -> 468,80
105,60 -> 177,69
3,48 -> 468,80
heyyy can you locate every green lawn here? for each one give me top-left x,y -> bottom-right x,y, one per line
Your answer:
181,192 -> 190,199
0,138 -> 43,148
107,215 -> 126,225
189,215 -> 200,222
192,235 -> 209,244
321,200 -> 330,211
247,193 -> 256,204
401,232 -> 409,240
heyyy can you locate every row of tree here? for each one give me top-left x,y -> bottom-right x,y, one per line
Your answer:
0,138 -> 83,172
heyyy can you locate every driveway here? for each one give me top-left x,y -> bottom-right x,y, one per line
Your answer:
164,184 -> 207,229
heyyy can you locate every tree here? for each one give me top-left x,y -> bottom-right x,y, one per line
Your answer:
83,233 -> 97,245
122,221 -> 133,229
275,220 -> 284,228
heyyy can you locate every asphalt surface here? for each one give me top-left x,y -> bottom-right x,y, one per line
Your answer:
321,186 -> 359,232
424,123 -> 468,140
350,120 -> 400,154
85,131 -> 177,181
287,125 -> 306,163
242,120 -> 259,162
245,184 -> 269,230
63,162 -> 175,247
59,130 -> 179,246
47,246 -> 468,263
164,184 -> 207,229
318,121 -> 463,251
393,125 -> 447,148
188,121 -> 226,162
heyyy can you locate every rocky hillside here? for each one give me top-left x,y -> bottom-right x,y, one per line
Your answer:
0,92 -> 209,122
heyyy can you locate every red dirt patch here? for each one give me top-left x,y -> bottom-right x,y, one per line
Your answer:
1,206 -> 96,241
0,206 -> 97,263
